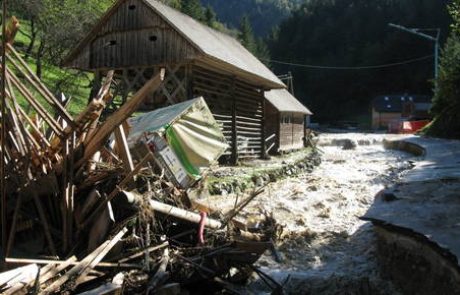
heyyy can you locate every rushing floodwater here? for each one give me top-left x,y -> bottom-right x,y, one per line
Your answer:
246,133 -> 413,294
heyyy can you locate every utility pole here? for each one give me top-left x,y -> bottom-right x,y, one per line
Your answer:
277,72 -> 295,94
388,23 -> 440,79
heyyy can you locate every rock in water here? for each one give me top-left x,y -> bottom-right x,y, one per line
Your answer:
342,139 -> 357,150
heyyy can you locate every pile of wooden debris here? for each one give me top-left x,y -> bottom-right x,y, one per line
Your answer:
0,19 -> 281,294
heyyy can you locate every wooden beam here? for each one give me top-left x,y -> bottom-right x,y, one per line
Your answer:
6,44 -> 75,127
77,69 -> 164,168
41,227 -> 127,294
78,153 -> 154,231
5,257 -> 139,269
114,124 -> 134,174
231,76 -> 238,164
6,68 -> 63,137
261,95 -> 266,158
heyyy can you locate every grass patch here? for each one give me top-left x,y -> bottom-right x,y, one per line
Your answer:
11,19 -> 92,116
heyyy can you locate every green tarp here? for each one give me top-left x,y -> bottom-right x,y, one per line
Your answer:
128,97 -> 228,179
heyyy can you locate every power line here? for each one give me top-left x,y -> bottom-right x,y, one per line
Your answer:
263,54 -> 434,70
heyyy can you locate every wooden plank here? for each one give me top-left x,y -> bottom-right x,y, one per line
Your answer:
77,69 -> 164,168
236,115 -> 262,123
266,142 -> 276,153
5,194 -> 23,257
114,124 -> 135,174
79,153 -> 154,231
5,50 -> 74,127
74,228 -> 127,286
261,98 -> 266,157
231,76 -> 238,164
6,69 -> 63,137
265,133 -> 276,142
5,256 -> 77,295
37,256 -> 77,286
235,121 -> 261,128
83,71 -> 114,144
32,192 -> 57,257
0,264 -> 39,289
5,258 -> 139,269
42,228 -> 128,294
118,242 -> 169,263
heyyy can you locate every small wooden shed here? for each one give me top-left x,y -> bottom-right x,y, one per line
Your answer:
63,0 -> 284,163
265,89 -> 312,154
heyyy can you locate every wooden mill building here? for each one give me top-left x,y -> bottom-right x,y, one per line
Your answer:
64,0 -> 285,163
265,89 -> 312,154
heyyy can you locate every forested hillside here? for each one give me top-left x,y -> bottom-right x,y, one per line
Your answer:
268,0 -> 452,122
425,0 -> 460,138
9,0 -> 457,127
201,0 -> 302,36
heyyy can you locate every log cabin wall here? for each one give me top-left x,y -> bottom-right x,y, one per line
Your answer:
70,0 -> 274,163
265,102 -> 279,154
70,0 -> 199,70
96,63 -> 267,164
191,66 -> 265,163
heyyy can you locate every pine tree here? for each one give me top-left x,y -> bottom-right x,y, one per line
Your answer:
205,5 -> 217,28
256,38 -> 271,65
161,0 -> 181,9
181,0 -> 205,21
239,15 -> 257,54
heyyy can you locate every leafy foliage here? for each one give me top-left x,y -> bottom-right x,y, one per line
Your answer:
426,0 -> 460,139
10,0 -> 113,112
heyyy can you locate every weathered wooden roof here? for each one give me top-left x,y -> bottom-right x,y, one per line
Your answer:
64,0 -> 284,89
265,89 -> 312,115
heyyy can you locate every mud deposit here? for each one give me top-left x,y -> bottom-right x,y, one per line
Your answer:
241,133 -> 413,294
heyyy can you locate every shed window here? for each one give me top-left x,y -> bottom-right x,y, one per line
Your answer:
128,4 -> 136,10
281,115 -> 292,124
149,35 -> 158,42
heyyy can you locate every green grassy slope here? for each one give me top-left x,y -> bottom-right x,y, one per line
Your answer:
12,21 -> 92,116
